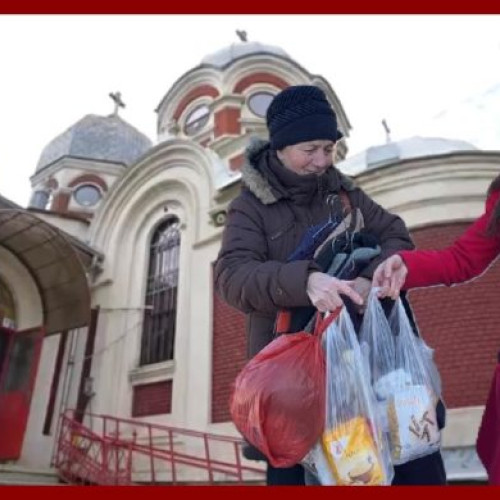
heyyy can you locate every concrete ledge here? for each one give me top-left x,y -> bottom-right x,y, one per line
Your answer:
441,406 -> 485,447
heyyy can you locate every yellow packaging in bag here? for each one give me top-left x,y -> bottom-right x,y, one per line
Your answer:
322,416 -> 385,485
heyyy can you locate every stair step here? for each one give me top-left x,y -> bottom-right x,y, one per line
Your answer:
0,464 -> 62,485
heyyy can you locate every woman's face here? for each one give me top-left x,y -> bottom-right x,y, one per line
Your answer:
277,140 -> 336,176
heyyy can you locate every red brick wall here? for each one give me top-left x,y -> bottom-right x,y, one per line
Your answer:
132,380 -> 173,417
229,154 -> 245,172
408,222 -> 500,409
211,290 -> 247,423
50,191 -> 70,212
214,108 -> 241,137
233,72 -> 289,93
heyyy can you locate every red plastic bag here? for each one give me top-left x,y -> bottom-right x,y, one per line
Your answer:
230,310 -> 339,468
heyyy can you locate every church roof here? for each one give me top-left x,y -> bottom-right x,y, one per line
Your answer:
201,41 -> 290,68
338,136 -> 478,176
36,114 -> 153,172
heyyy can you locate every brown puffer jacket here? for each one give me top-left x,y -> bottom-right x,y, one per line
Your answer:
214,139 -> 414,358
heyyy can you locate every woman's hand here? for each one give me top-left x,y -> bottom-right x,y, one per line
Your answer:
306,272 -> 363,312
372,254 -> 408,299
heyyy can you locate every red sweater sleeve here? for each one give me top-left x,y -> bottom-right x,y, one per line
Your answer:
399,190 -> 500,289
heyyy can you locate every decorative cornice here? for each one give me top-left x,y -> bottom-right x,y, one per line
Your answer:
129,360 -> 176,386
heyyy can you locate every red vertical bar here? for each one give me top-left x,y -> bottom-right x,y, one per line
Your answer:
148,424 -> 156,484
168,429 -> 176,484
128,429 -> 137,485
234,442 -> 243,483
203,435 -> 214,484
102,415 -> 108,483
115,417 -> 120,483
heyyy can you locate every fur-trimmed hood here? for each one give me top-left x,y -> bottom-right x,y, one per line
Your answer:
240,137 -> 356,205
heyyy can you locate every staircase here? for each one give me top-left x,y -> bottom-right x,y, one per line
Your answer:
53,410 -> 266,485
0,464 -> 63,485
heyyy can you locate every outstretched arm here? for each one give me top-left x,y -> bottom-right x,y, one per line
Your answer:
373,190 -> 500,296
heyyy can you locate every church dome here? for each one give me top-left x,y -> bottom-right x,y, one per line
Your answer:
36,114 -> 153,172
201,40 -> 290,68
338,136 -> 478,176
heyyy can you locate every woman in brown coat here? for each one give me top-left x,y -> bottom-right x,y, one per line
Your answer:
214,85 -> 445,485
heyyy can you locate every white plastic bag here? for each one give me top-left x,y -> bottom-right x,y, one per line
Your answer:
388,299 -> 441,463
321,308 -> 393,485
360,291 -> 442,465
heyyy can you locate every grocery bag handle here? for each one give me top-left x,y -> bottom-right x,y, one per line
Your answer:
313,308 -> 342,337
275,307 -> 342,336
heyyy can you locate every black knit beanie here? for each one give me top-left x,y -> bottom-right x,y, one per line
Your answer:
266,85 -> 342,150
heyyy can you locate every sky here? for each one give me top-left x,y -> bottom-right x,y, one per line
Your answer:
1,14 -> 500,207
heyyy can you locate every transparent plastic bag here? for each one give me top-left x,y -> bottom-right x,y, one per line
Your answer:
360,291 -> 442,465
321,308 -> 393,485
388,299 -> 442,463
359,290 -> 399,402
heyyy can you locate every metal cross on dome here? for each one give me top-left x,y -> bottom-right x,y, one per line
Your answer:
109,91 -> 126,116
236,30 -> 248,42
382,119 -> 392,143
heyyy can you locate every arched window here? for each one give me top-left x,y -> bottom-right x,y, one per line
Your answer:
73,184 -> 102,207
140,217 -> 180,365
247,91 -> 275,118
184,104 -> 210,136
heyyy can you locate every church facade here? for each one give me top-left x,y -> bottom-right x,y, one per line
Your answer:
0,39 -> 499,483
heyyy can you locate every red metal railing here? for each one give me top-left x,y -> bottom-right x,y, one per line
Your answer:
54,410 -> 265,485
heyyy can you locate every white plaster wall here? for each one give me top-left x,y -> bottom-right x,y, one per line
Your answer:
19,327 -> 87,468
354,155 -> 500,229
29,211 -> 89,241
88,302 -> 141,420
182,238 -> 222,431
20,334 -> 60,467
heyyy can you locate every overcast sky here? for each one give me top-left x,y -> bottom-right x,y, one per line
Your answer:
1,14 -> 499,206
